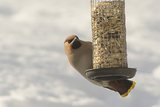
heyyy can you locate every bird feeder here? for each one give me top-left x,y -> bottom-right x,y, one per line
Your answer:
86,0 -> 136,81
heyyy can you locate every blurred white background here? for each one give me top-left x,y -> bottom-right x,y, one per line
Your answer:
0,0 -> 160,107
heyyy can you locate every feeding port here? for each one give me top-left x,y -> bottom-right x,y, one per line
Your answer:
86,0 -> 136,81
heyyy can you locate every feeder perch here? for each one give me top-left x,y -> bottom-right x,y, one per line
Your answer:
85,0 -> 136,81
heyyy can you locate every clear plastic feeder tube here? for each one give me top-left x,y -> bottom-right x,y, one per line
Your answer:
91,0 -> 128,69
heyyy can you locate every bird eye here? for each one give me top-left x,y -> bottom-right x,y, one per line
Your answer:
66,36 -> 79,44
67,39 -> 73,43
76,36 -> 79,40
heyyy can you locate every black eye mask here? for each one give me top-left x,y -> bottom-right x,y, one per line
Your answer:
72,39 -> 81,49
67,39 -> 74,43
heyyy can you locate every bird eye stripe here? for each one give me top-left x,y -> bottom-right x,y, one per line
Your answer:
66,36 -> 79,44
67,39 -> 74,43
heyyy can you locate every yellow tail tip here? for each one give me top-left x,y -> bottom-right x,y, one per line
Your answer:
121,81 -> 136,98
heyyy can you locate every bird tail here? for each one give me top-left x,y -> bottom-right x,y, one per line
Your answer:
107,80 -> 136,97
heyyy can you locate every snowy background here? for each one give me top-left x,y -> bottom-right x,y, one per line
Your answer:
0,0 -> 160,107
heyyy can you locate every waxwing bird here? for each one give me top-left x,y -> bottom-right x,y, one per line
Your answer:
64,35 -> 135,97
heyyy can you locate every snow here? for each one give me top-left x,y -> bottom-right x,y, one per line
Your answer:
153,65 -> 160,80
0,0 -> 160,107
